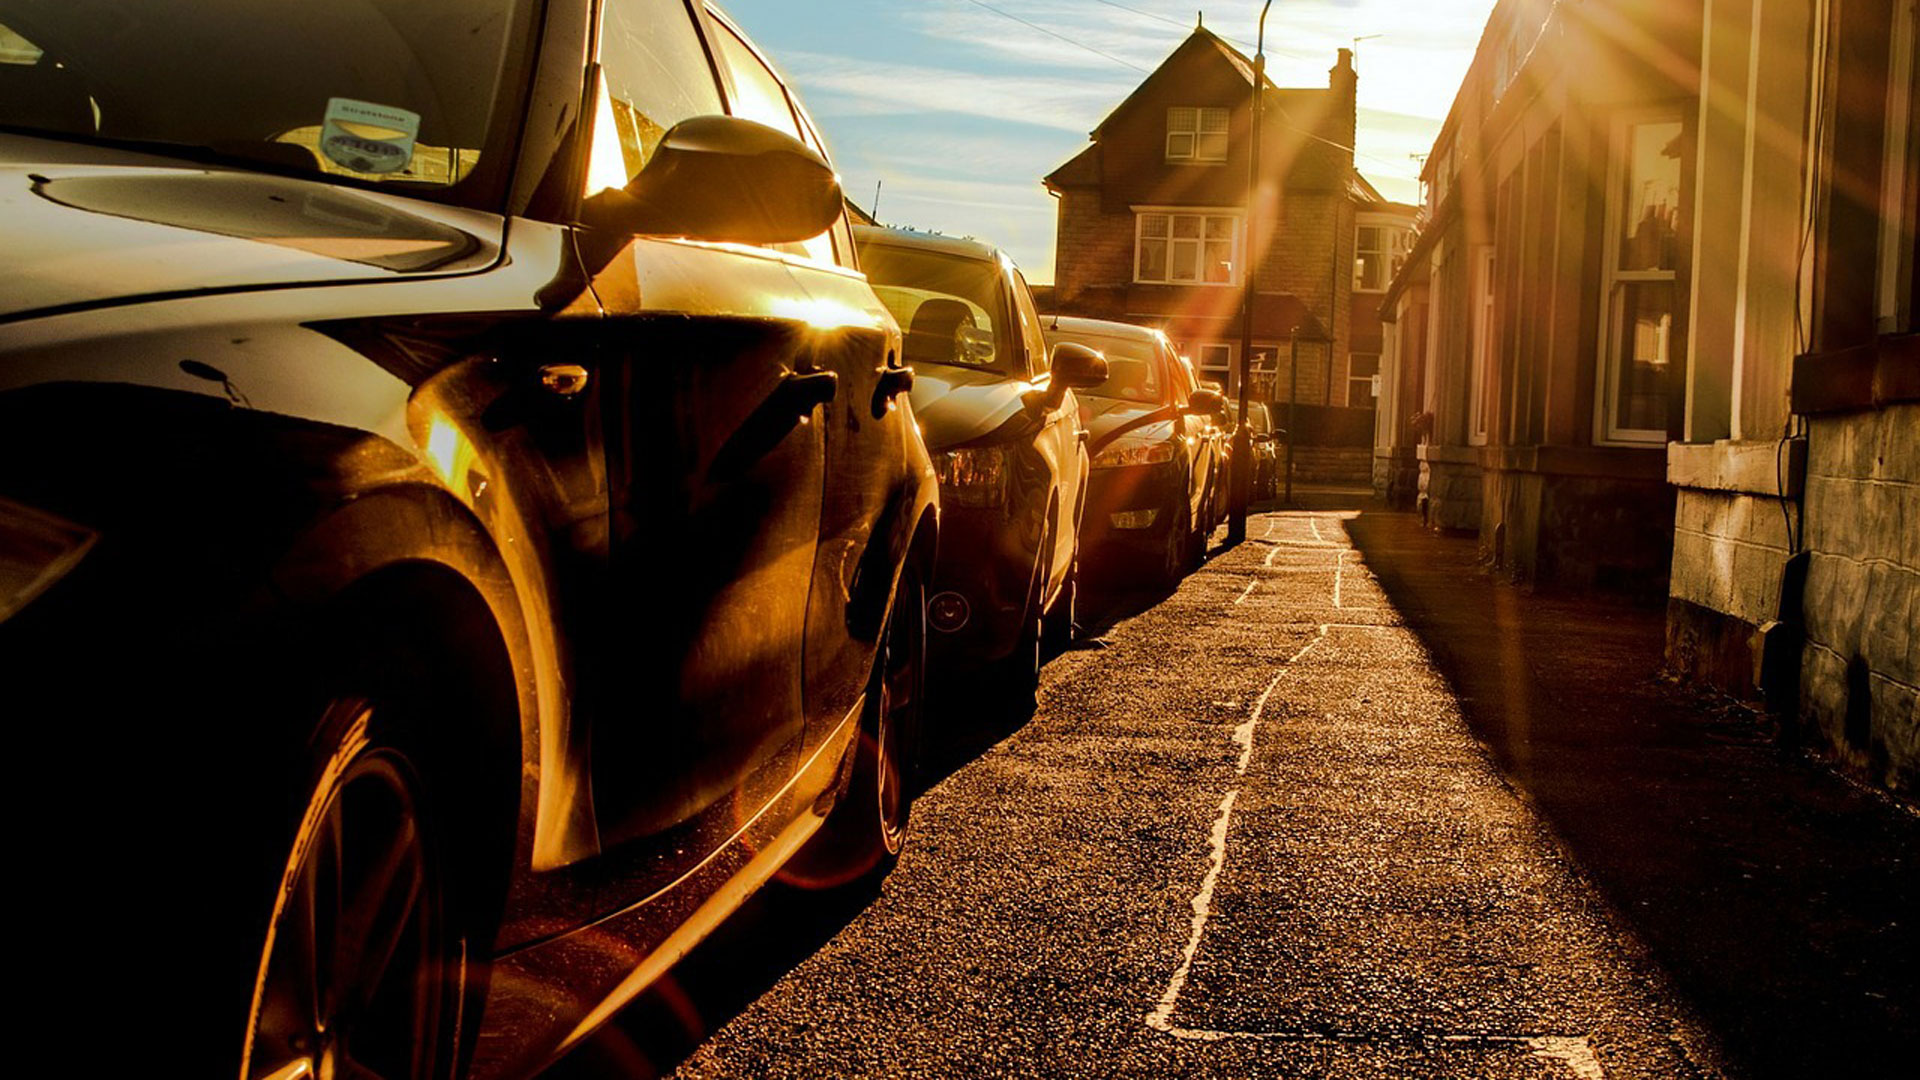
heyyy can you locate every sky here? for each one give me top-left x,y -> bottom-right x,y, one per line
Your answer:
722,0 -> 1500,284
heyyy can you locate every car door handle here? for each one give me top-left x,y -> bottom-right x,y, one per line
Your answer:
871,365 -> 912,418
708,369 -> 839,482
777,369 -> 839,418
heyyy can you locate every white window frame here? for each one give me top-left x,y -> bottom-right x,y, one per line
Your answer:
1347,352 -> 1380,406
1594,109 -> 1685,446
1167,106 -> 1229,163
1468,247 -> 1495,445
1134,208 -> 1242,286
1194,342 -> 1234,386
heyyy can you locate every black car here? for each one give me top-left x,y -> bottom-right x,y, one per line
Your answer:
855,226 -> 1105,687
0,2 -> 936,1076
1043,316 -> 1227,585
1246,400 -> 1282,499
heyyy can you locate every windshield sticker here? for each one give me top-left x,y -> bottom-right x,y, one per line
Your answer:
319,98 -> 420,175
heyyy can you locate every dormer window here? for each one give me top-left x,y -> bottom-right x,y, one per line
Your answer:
1167,107 -> 1228,162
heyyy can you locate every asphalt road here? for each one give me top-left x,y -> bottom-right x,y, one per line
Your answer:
554,506 -> 1770,1079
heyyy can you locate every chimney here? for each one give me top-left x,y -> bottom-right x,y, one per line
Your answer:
1329,48 -> 1357,156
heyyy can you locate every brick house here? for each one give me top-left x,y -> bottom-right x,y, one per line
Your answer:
1376,0 -> 1917,792
1042,27 -> 1414,427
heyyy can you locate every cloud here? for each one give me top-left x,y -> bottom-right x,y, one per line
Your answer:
781,49 -> 1124,133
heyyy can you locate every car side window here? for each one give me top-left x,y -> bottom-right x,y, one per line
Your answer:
1162,342 -> 1190,407
589,0 -> 724,195
1011,269 -> 1048,378
705,17 -> 835,263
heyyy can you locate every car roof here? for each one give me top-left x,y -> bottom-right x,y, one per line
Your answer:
853,224 -> 1001,264
1041,314 -> 1165,344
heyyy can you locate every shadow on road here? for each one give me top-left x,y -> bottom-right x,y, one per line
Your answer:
1344,506 -> 1920,1080
548,637 -> 1073,1078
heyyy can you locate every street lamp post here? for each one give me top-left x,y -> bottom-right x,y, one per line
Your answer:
1228,0 -> 1274,543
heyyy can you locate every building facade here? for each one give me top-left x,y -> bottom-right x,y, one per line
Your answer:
1043,27 -> 1414,426
1378,0 -> 1918,791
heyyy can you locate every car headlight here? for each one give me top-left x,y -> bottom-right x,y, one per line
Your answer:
933,445 -> 1008,507
1092,440 -> 1176,469
0,496 -> 98,623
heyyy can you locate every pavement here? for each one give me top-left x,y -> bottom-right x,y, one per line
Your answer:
553,499 -> 1918,1079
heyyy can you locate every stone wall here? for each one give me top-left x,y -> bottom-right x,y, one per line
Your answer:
1418,448 -> 1482,532
1798,403 -> 1919,793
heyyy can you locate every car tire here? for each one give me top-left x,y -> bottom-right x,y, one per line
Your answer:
1156,502 -> 1190,589
1187,491 -> 1209,570
242,698 -> 474,1080
796,566 -> 925,883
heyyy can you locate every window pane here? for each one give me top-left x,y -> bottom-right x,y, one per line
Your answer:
1196,132 -> 1227,161
1171,239 -> 1199,281
1203,239 -> 1233,282
596,0 -> 724,187
1355,251 -> 1383,290
1171,215 -> 1201,239
1611,281 -> 1673,431
1168,106 -> 1196,133
1619,120 -> 1682,272
712,24 -> 800,138
1166,132 -> 1194,158
1199,107 -> 1229,132
1204,216 -> 1234,239
1357,225 -> 1381,252
1139,237 -> 1167,280
1140,213 -> 1168,237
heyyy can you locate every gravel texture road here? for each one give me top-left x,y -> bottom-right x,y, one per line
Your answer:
602,508 -> 1733,1079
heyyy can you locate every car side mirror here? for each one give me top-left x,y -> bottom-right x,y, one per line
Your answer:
1186,388 -> 1228,417
1049,342 -> 1109,389
1027,341 -> 1107,413
582,115 -> 842,244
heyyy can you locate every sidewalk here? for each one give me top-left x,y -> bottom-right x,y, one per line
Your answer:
1343,504 -> 1919,1080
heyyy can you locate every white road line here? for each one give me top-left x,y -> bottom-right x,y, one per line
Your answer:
1233,670 -> 1287,773
1308,515 -> 1326,541
1147,1026 -> 1608,1075
1145,789 -> 1238,1033
1150,620 -> 1398,1038
1333,550 -> 1344,608
1529,1036 -> 1608,1079
1233,579 -> 1259,605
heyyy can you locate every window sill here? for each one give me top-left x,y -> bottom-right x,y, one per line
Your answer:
1790,332 -> 1919,414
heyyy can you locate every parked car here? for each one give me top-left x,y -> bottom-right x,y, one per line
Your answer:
1196,378 -> 1235,533
854,226 -> 1104,687
0,1 -> 937,1076
1245,400 -> 1282,499
1041,316 -> 1227,585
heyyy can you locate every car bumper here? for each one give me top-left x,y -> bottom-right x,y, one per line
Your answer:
926,499 -> 1041,670
1081,461 -> 1185,561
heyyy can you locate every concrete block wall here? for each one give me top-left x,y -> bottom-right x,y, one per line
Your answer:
1670,489 -> 1793,626
1419,456 -> 1483,532
1798,403 -> 1920,793
1287,446 -> 1373,484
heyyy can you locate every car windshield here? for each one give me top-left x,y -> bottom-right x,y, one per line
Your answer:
859,244 -> 1010,373
1049,332 -> 1164,404
0,0 -> 535,206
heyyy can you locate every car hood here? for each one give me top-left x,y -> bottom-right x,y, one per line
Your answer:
1078,394 -> 1177,450
908,364 -> 1035,451
0,135 -> 501,323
